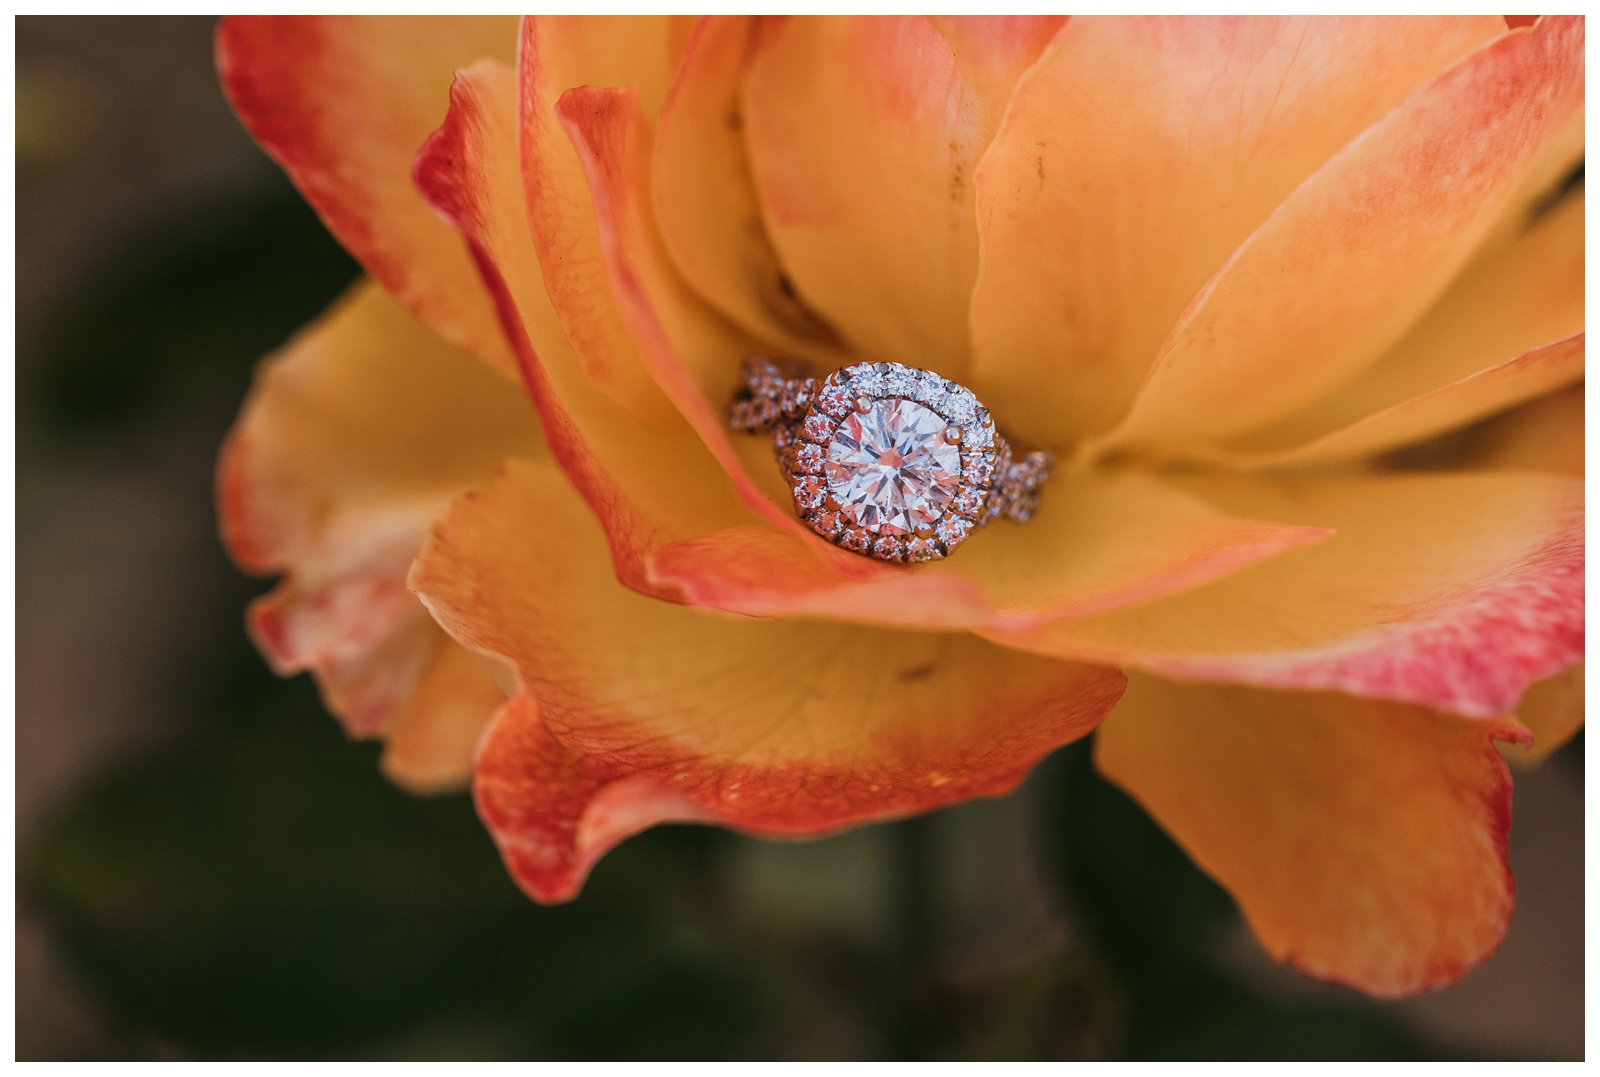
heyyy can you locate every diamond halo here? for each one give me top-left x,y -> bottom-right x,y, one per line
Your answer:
730,358 -> 1052,563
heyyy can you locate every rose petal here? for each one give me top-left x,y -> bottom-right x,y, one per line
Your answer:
530,15 -> 693,124
216,15 -> 521,379
552,79 -> 919,581
217,279 -> 539,772
1102,16 -> 1583,451
988,471 -> 1584,717
519,16 -> 693,427
1096,674 -> 1528,997
411,458 -> 1126,903
926,16 -> 1067,131
472,693 -> 718,903
412,58 -> 756,595
1226,192 -> 1583,464
1482,100 -> 1583,255
553,85 -> 799,528
1502,665 -> 1585,766
652,16 -> 846,361
648,470 -> 1330,631
1233,334 -> 1584,469
1454,382 -> 1585,477
741,16 -> 1029,375
969,15 -> 1506,446
378,625 -> 508,794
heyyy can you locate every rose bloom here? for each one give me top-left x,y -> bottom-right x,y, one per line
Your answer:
215,15 -> 1582,998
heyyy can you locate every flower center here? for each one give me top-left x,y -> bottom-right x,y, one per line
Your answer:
824,398 -> 962,534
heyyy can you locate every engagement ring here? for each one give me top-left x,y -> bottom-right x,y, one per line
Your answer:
728,357 -> 1051,563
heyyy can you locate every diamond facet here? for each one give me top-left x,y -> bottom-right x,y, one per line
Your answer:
792,442 -> 824,475
941,389 -> 976,425
823,398 -> 963,535
802,412 -> 836,443
911,369 -> 946,405
846,364 -> 882,396
816,382 -> 854,418
905,535 -> 942,562
952,486 -> 986,518
872,534 -> 904,561
934,514 -> 972,547
810,509 -> 844,536
962,451 -> 996,487
792,476 -> 825,511
879,364 -> 915,397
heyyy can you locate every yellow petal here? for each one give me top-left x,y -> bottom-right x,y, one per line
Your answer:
927,16 -> 1066,133
218,279 -> 539,772
1097,674 -> 1526,997
969,15 -> 1505,447
1103,16 -> 1583,452
742,16 -> 1020,375
648,470 -> 1329,631
217,15 -> 521,379
379,626 -> 508,794
532,15 -> 693,124
1501,665 -> 1585,767
989,470 -> 1583,717
1456,382 -> 1586,477
411,457 -> 1125,902
413,58 -> 757,594
520,16 -> 690,427
1237,334 -> 1583,469
553,82 -> 820,541
652,16 -> 846,361
1226,191 -> 1584,465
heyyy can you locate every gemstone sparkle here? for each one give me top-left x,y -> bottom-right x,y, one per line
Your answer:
824,398 -> 963,535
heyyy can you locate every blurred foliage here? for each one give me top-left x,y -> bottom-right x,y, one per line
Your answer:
22,163 -> 1484,1062
23,174 -> 359,450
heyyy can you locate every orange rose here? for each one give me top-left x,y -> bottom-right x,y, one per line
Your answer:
216,15 -> 1583,997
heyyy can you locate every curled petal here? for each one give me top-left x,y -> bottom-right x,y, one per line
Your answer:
970,15 -> 1505,446
1103,15 -> 1584,451
412,458 -> 1126,902
652,16 -> 845,360
1234,334 -> 1584,469
1502,665 -> 1585,767
218,280 -> 537,785
926,16 -> 1067,132
472,694 -> 715,903
520,16 -> 690,427
554,83 -> 809,538
379,628 -> 512,794
1096,674 -> 1528,997
989,471 -> 1584,717
552,78 -> 926,582
216,15 -> 521,378
648,471 -> 1331,631
742,16 -> 1021,375
530,15 -> 692,123
412,58 -> 754,595
1226,192 -> 1583,465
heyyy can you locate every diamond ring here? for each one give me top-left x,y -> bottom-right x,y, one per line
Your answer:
728,357 -> 1052,563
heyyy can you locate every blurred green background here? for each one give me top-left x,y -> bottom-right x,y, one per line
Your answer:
15,16 -> 1585,1061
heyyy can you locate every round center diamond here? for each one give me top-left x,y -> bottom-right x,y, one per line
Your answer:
824,398 -> 962,534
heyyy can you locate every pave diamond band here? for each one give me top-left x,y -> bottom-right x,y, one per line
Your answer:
728,356 -> 1052,563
